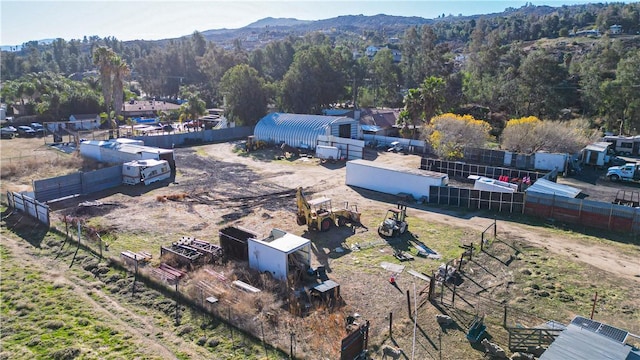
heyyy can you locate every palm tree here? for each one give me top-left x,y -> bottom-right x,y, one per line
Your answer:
178,93 -> 207,131
93,47 -> 114,118
93,46 -> 130,136
111,56 -> 130,118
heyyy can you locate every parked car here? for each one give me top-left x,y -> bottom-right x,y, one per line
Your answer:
30,122 -> 46,136
17,125 -> 36,137
387,141 -> 404,153
0,126 -> 17,139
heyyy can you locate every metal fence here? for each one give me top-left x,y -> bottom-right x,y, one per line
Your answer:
524,192 -> 640,234
133,126 -> 253,149
429,186 -> 526,213
33,165 -> 122,202
421,158 -> 550,182
6,191 -> 50,226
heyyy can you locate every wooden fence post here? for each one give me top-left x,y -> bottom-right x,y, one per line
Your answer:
389,312 -> 393,339
406,290 -> 412,318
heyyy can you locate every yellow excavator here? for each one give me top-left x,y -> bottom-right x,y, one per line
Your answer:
295,187 -> 361,232
246,135 -> 266,152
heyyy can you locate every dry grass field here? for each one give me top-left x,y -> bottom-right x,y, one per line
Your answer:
1,136 -> 639,360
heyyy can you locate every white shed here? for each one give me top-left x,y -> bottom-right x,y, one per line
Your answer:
247,229 -> 311,281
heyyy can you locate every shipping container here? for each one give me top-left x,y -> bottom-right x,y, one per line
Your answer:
346,159 -> 448,200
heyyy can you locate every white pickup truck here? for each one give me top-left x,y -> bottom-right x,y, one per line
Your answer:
606,163 -> 640,182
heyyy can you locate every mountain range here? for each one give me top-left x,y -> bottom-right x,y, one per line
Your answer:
1,5 -> 562,51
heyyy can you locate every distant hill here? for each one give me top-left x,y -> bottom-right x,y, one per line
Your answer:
244,17 -> 313,28
1,38 -> 55,52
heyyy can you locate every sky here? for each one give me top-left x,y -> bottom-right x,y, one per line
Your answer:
1,0 -> 599,46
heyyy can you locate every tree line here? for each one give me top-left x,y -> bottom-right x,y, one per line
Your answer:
1,2 -> 638,141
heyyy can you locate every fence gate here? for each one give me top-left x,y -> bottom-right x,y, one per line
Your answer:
340,321 -> 369,360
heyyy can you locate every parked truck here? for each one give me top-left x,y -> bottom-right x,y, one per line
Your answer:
606,163 -> 640,182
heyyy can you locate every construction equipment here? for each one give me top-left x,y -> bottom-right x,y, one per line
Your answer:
295,187 -> 361,232
378,203 -> 409,237
246,135 -> 266,152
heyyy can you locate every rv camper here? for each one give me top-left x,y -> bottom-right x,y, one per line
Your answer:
122,159 -> 171,185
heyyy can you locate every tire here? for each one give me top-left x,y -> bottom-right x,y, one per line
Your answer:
320,218 -> 332,232
296,215 -> 307,225
609,174 -> 620,182
337,217 -> 347,227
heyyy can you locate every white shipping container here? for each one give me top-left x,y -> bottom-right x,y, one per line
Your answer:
346,159 -> 448,200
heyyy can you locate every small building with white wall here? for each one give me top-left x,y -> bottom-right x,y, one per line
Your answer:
247,229 -> 311,282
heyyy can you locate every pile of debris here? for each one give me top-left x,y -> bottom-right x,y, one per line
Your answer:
160,236 -> 223,266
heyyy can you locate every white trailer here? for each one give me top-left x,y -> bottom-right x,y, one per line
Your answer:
315,145 -> 342,161
346,159 -> 448,201
122,159 -> 171,185
468,175 -> 518,193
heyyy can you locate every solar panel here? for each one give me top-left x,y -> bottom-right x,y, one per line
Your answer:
598,324 -> 629,343
571,316 -> 601,332
570,316 -> 629,343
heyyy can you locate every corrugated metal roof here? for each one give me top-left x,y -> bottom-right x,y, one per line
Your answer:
80,140 -> 172,154
361,125 -> 383,132
540,318 -> 637,360
254,113 -> 358,149
526,178 -> 582,198
251,232 -> 310,254
585,141 -> 613,152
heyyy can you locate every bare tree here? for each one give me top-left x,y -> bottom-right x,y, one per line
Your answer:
501,117 -> 599,154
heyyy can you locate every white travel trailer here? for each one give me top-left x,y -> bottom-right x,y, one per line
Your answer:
315,145 -> 342,161
122,159 -> 171,185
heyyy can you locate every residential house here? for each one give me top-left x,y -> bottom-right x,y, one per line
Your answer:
358,108 -> 400,136
610,24 -> 623,34
69,114 -> 101,130
122,100 -> 181,118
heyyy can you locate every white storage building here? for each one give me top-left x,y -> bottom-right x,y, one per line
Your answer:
254,113 -> 360,150
346,159 -> 448,200
247,229 -> 311,282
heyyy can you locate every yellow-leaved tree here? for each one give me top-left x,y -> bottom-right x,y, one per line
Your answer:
424,113 -> 492,160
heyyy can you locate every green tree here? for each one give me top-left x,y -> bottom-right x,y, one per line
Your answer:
280,45 -> 345,114
178,92 -> 207,128
220,64 -> 268,126
370,48 -> 401,107
516,51 -> 569,118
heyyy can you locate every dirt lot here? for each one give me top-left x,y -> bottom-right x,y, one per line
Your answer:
2,138 -> 640,359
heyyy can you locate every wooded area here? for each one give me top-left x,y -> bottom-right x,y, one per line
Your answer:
1,3 -> 638,137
